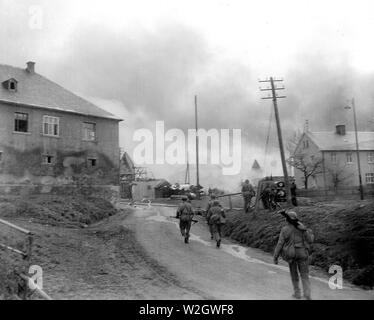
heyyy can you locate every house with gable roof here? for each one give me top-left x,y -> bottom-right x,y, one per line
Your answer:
292,124 -> 374,189
0,61 -> 122,185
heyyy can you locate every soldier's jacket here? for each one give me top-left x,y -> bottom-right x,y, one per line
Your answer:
205,200 -> 221,219
274,223 -> 314,262
207,206 -> 226,225
176,202 -> 194,221
242,184 -> 255,198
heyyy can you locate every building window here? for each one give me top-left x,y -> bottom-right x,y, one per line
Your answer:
346,153 -> 353,164
83,122 -> 96,141
9,81 -> 16,91
3,79 -> 18,91
0,151 -> 3,162
14,112 -> 29,132
88,158 -> 97,167
331,152 -> 337,164
303,140 -> 309,149
365,173 -> 374,184
42,155 -> 54,165
368,152 -> 374,163
43,116 -> 59,136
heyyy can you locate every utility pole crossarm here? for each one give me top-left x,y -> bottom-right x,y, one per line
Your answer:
259,78 -> 284,83
260,87 -> 285,91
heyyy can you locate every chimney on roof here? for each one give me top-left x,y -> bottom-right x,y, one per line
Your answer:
26,61 -> 35,74
335,124 -> 346,135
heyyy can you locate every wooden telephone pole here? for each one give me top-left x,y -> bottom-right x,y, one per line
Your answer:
346,98 -> 364,200
195,95 -> 200,198
260,77 -> 292,205
185,150 -> 191,184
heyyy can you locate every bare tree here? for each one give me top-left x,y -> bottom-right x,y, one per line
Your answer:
326,162 -> 354,191
287,154 -> 323,189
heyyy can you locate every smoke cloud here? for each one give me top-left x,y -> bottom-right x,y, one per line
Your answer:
1,0 -> 374,190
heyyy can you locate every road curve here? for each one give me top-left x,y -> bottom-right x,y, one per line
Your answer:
119,203 -> 374,300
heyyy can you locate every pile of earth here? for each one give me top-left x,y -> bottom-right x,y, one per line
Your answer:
0,194 -> 117,227
0,194 -> 117,299
222,200 -> 374,289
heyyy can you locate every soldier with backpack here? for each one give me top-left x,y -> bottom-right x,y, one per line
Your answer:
207,200 -> 226,248
242,179 -> 255,213
273,210 -> 314,300
206,194 -> 221,240
176,196 -> 195,244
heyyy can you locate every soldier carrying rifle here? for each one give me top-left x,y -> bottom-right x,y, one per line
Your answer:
205,194 -> 221,240
273,209 -> 314,300
207,200 -> 226,248
176,196 -> 195,244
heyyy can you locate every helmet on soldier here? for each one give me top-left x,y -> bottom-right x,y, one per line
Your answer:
286,210 -> 298,220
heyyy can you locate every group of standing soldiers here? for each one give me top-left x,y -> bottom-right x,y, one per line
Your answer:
242,179 -> 298,211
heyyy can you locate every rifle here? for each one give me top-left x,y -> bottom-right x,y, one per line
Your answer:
169,216 -> 199,224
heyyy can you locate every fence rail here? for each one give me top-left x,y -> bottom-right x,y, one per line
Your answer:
0,218 -> 48,299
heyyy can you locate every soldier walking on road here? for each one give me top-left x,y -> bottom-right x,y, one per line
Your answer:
206,194 -> 220,240
273,210 -> 314,300
176,196 -> 194,244
207,200 -> 226,248
242,180 -> 255,213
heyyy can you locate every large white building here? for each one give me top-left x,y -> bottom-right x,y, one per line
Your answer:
293,124 -> 374,189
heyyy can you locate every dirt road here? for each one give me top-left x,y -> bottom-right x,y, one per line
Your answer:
5,203 -> 373,300
121,203 -> 374,300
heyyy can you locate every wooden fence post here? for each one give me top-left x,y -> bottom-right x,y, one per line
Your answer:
228,196 -> 233,210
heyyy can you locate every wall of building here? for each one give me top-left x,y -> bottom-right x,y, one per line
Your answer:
322,150 -> 374,188
0,102 -> 120,185
132,181 -> 156,200
293,134 -> 374,189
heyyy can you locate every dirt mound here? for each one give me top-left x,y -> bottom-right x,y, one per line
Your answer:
0,194 -> 117,299
223,200 -> 374,289
0,195 -> 117,227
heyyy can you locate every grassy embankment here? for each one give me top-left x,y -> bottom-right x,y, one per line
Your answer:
222,200 -> 374,289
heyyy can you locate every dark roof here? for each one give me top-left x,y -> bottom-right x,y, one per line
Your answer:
120,152 -> 135,175
251,159 -> 261,170
0,63 -> 121,120
306,131 -> 374,151
154,179 -> 171,189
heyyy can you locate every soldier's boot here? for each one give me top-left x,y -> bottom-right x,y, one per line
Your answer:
292,281 -> 301,299
209,225 -> 214,240
184,232 -> 189,244
216,239 -> 221,248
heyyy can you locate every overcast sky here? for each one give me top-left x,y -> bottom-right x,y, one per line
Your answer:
1,0 -> 374,190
